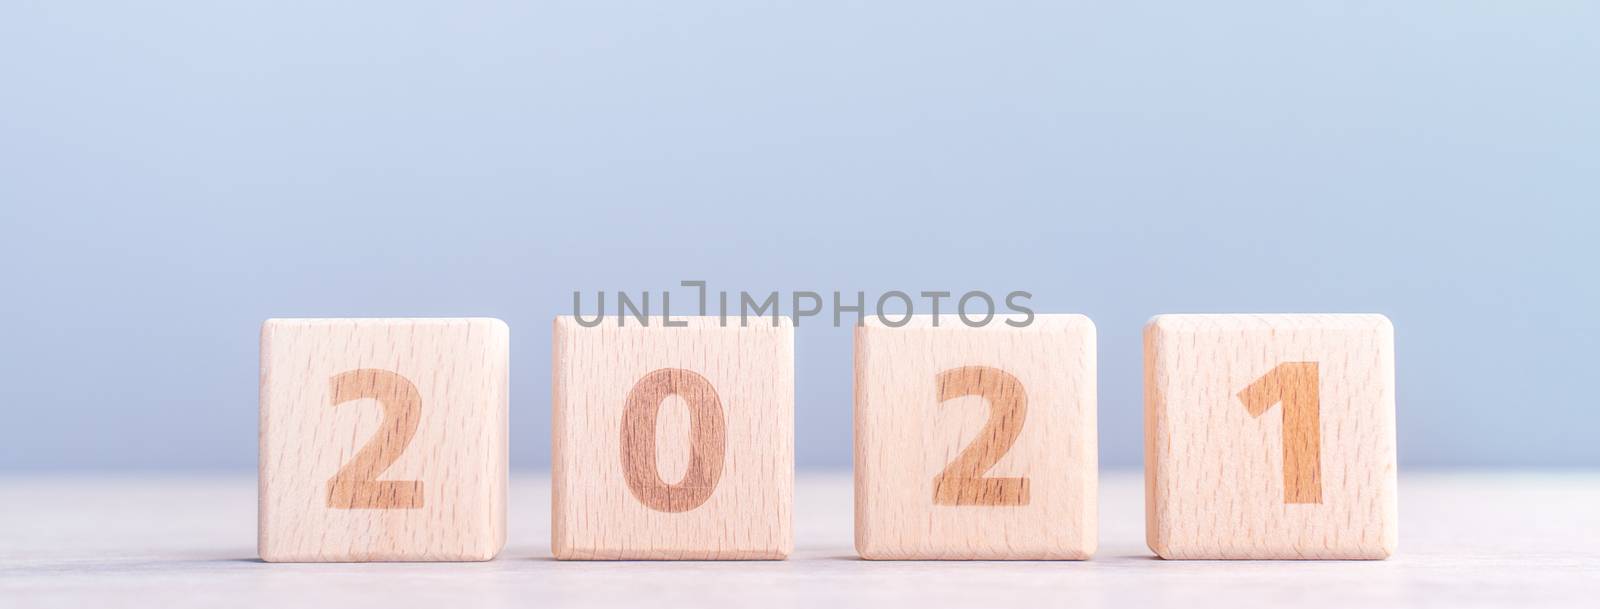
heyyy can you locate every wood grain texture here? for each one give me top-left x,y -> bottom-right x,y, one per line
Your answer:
1144,314 -> 1397,560
855,315 -> 1097,560
8,473 -> 1600,609
552,316 -> 794,560
259,318 -> 508,562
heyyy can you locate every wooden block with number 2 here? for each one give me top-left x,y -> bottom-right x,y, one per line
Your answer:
1144,314 -> 1397,559
259,318 -> 508,562
552,316 -> 794,560
855,315 -> 1097,560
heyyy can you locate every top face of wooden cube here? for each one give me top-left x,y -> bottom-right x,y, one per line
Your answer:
855,315 -> 1098,560
551,317 -> 794,560
259,318 -> 508,562
1144,314 -> 1397,560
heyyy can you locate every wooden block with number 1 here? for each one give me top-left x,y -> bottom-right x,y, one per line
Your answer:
855,315 -> 1097,560
1144,314 -> 1397,559
552,316 -> 794,560
259,318 -> 508,562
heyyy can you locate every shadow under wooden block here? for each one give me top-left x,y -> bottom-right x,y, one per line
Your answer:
855,315 -> 1098,560
1144,313 -> 1398,560
258,318 -> 509,562
551,316 -> 794,560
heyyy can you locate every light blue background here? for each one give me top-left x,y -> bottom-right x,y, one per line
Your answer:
2,2 -> 1595,471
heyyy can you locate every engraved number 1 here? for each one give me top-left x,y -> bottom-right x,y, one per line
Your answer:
1237,362 -> 1323,504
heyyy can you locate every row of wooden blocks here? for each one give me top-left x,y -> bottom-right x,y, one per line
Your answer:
259,314 -> 1398,561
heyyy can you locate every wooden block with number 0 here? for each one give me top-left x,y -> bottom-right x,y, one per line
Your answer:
855,315 -> 1097,560
552,316 -> 793,560
1144,314 -> 1397,559
259,318 -> 508,562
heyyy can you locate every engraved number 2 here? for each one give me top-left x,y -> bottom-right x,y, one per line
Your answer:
326,369 -> 425,509
932,366 -> 1030,506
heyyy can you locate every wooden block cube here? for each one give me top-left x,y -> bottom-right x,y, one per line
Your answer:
855,315 -> 1097,560
259,318 -> 508,562
551,316 -> 794,560
1144,314 -> 1397,560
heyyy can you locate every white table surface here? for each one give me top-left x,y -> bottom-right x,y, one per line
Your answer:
2,472 -> 1596,608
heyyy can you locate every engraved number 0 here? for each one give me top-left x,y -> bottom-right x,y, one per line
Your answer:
326,369 -> 425,509
621,368 -> 727,513
1237,362 -> 1323,504
932,366 -> 1030,506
